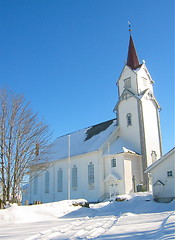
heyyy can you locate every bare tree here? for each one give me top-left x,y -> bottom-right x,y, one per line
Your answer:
0,89 -> 51,203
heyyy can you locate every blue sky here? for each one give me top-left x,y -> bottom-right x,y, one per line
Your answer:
0,0 -> 174,154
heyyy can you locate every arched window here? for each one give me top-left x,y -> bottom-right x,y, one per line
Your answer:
124,77 -> 131,88
45,171 -> 49,193
142,77 -> 147,87
33,175 -> 38,195
151,151 -> 157,162
72,165 -> 77,190
88,162 -> 94,188
111,158 -> 116,168
126,113 -> 132,126
57,168 -> 63,192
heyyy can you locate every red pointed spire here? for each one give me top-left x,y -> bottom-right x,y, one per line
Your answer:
127,35 -> 140,70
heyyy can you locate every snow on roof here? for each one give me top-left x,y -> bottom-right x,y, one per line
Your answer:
44,119 -> 118,162
103,137 -> 140,156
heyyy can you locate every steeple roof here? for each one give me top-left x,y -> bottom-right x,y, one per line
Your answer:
127,35 -> 141,70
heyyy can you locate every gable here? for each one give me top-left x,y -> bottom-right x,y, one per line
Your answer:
139,63 -> 154,84
139,88 -> 160,109
113,88 -> 137,112
104,172 -> 121,183
116,65 -> 137,85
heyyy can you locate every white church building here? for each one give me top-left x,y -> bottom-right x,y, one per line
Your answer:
22,33 -> 162,204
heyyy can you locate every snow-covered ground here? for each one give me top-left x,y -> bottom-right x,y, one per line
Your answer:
0,192 -> 174,240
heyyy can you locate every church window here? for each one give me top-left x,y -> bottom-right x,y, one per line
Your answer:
167,171 -> 172,177
124,77 -> 131,89
57,168 -> 63,192
45,171 -> 49,193
126,113 -> 132,126
148,92 -> 153,99
151,151 -> 157,162
88,162 -> 95,188
72,165 -> 77,190
142,77 -> 147,87
111,158 -> 116,168
33,175 -> 38,195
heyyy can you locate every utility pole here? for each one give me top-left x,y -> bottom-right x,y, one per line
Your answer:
68,135 -> 71,200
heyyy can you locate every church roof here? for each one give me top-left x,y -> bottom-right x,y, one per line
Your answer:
44,119 -> 118,162
127,35 -> 141,70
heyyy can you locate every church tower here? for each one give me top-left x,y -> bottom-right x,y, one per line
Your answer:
114,33 -> 162,188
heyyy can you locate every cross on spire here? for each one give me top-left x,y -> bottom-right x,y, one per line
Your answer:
126,23 -> 141,70
128,21 -> 132,35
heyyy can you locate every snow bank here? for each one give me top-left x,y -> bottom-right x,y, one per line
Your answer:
0,193 -> 174,224
90,192 -> 175,216
0,199 -> 86,224
0,193 -> 174,240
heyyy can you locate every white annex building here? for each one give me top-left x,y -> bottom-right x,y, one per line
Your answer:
23,33 -> 162,204
145,147 -> 175,203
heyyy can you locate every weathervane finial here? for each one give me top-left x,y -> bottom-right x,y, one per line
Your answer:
128,21 -> 132,35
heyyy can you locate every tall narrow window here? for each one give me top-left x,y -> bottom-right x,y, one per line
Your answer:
142,77 -> 147,87
72,165 -> 77,190
33,175 -> 38,195
124,77 -> 131,88
151,151 -> 157,162
126,113 -> 132,126
45,171 -> 49,193
88,162 -> 94,188
111,158 -> 116,168
57,168 -> 63,192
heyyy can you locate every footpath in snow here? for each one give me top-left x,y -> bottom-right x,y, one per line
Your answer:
0,192 -> 174,240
